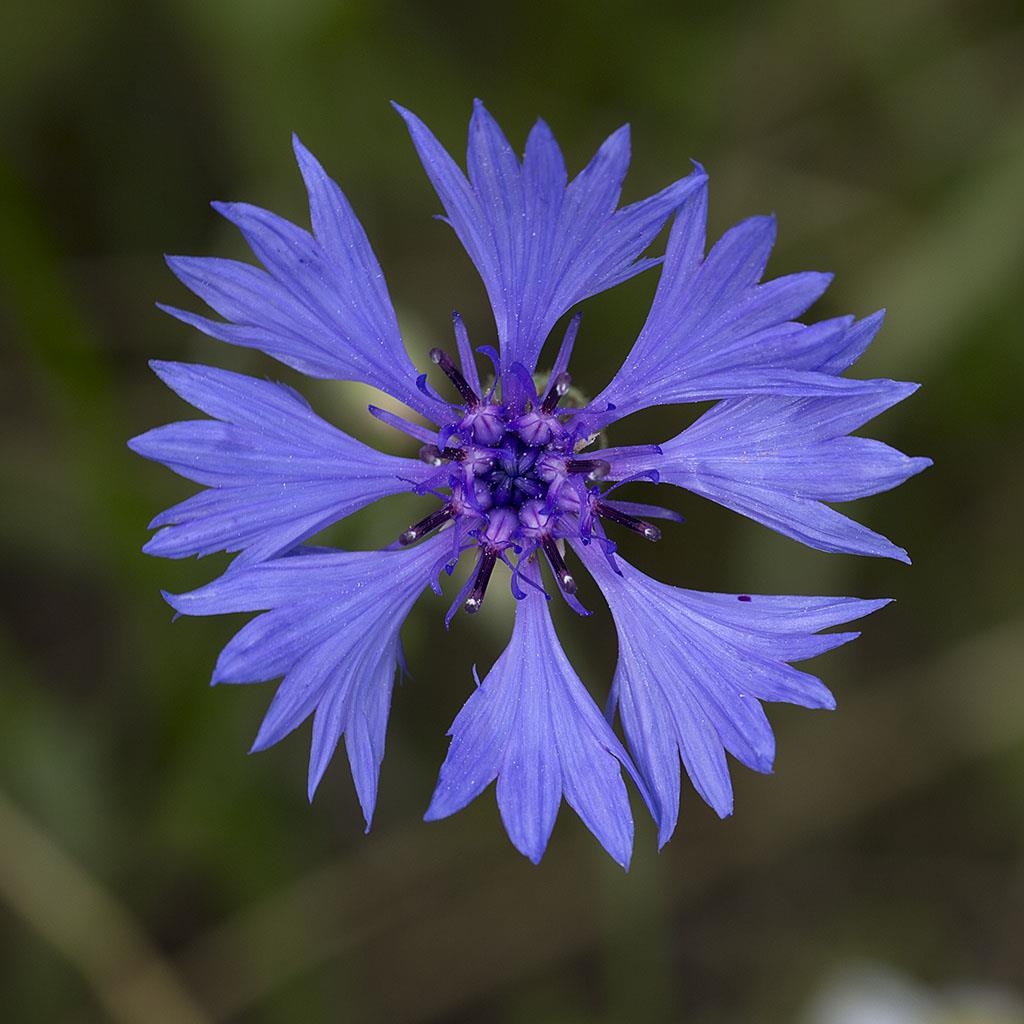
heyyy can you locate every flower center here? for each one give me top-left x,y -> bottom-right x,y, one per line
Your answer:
395,329 -> 664,617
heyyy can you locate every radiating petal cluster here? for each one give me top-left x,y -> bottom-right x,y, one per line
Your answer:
129,362 -> 436,564
576,542 -> 888,844
426,565 -> 649,867
396,99 -> 704,375
133,101 -> 929,868
165,534 -> 450,826
161,136 -> 443,419
587,184 -> 905,426
595,383 -> 932,562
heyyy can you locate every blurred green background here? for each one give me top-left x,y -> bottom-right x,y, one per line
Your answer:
2,0 -> 1023,1021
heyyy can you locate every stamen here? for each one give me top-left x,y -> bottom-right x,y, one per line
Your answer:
464,548 -> 498,614
419,444 -> 465,465
595,501 -> 661,541
399,506 -> 454,545
542,536 -> 576,594
419,444 -> 443,466
541,371 -> 572,413
368,404 -> 437,445
451,311 -> 482,397
567,458 -> 611,481
430,347 -> 480,407
548,312 -> 581,386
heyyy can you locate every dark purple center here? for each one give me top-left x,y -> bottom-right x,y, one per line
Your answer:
394,327 -> 664,617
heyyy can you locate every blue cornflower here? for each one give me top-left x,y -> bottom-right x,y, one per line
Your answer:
131,101 -> 929,868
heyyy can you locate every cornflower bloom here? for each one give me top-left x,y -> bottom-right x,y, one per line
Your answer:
130,101 -> 929,867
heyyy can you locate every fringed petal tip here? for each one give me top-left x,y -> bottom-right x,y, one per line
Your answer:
208,199 -> 237,219
421,801 -> 448,824
247,737 -> 270,757
140,532 -> 186,559
125,433 -> 147,457
820,688 -> 839,712
146,356 -> 177,380
154,300 -> 193,326
289,130 -> 314,165
714,802 -> 736,823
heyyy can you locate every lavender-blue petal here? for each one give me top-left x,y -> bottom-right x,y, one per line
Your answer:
165,535 -> 448,828
588,177 -> 899,424
597,385 -> 930,562
395,100 -> 703,375
576,542 -> 887,846
129,362 -> 435,563
425,578 -> 639,868
162,140 -> 442,419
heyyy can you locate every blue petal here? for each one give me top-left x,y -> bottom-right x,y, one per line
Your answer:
818,308 -> 886,373
395,100 -> 704,375
575,543 -> 888,846
594,384 -> 930,562
589,177 -> 901,424
161,139 -> 443,420
165,535 -> 449,828
129,362 -> 436,563
425,573 -> 642,868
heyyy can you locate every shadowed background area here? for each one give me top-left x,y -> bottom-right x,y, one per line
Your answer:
2,0 -> 1023,1021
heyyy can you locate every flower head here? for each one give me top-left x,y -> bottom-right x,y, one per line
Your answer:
131,101 -> 929,866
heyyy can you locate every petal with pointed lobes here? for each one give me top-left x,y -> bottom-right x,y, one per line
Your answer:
587,177 -> 904,426
394,99 -> 705,376
594,384 -> 931,562
160,136 -> 443,421
425,562 -> 649,868
128,362 -> 438,565
164,533 -> 450,829
575,541 -> 889,846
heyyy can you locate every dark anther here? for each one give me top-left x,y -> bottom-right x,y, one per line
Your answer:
567,458 -> 611,481
464,548 -> 498,614
542,536 -> 576,595
399,506 -> 453,545
419,444 -> 465,465
541,372 -> 572,413
595,502 -> 661,542
419,444 -> 443,466
429,347 -> 480,406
